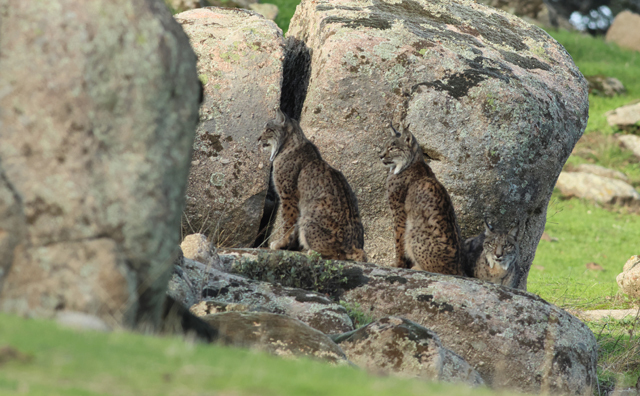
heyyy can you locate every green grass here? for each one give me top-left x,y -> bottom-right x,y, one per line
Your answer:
262,0 -> 300,32
544,29 -> 640,135
0,313 -> 498,396
529,193 -> 640,310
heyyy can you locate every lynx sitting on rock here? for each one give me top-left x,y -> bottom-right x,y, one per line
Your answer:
463,219 -> 520,288
379,125 -> 463,275
258,109 -> 366,262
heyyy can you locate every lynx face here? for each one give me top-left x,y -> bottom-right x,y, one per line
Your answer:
484,225 -> 519,271
379,125 -> 420,175
259,109 -> 289,161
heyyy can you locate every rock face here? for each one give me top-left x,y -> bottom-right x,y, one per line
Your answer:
606,11 -> 640,52
202,311 -> 349,364
0,1 -> 201,329
230,250 -> 598,395
585,75 -> 626,97
284,0 -> 588,289
556,171 -> 640,206
617,255 -> 640,298
168,256 -> 355,334
606,102 -> 640,132
176,8 -> 284,248
334,316 -> 484,386
0,166 -> 25,296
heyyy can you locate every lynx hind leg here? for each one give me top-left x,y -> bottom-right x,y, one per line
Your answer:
346,248 -> 367,262
299,220 -> 346,260
411,239 -> 461,275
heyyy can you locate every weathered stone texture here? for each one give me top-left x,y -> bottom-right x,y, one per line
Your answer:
169,256 -> 355,334
334,316 -> 484,386
176,8 -> 284,247
556,171 -> 640,206
606,11 -> 640,53
230,250 -> 598,395
202,311 -> 349,364
0,166 -> 24,296
0,0 -> 200,328
285,0 -> 588,289
617,255 -> 640,299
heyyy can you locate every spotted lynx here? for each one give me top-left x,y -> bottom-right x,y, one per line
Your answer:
258,109 -> 366,261
379,125 -> 463,275
464,219 -> 520,288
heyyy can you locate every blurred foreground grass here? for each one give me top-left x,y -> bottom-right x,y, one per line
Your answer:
0,313 -> 497,396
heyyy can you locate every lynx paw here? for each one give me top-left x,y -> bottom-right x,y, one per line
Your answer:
270,239 -> 287,250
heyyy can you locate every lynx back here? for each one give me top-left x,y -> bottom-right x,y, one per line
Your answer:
258,109 -> 366,262
379,125 -> 463,275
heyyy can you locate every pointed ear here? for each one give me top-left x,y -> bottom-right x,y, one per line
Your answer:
483,217 -> 494,234
509,224 -> 519,239
389,124 -> 400,137
401,126 -> 412,145
275,108 -> 286,125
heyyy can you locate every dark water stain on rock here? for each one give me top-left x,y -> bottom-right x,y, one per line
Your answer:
499,50 -> 550,71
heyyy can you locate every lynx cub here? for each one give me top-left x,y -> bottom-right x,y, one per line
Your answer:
464,219 -> 520,288
379,125 -> 463,275
258,109 -> 366,261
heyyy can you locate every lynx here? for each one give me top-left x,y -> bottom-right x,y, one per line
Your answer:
464,219 -> 520,288
379,125 -> 463,275
258,109 -> 366,261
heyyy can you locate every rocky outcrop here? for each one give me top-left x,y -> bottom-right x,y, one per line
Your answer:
169,256 -> 355,333
606,102 -> 640,132
585,75 -> 626,97
618,134 -> 640,158
176,8 -> 284,248
573,163 -> 629,181
282,0 -> 588,289
556,171 -> 640,206
617,255 -> 640,298
606,11 -> 640,52
230,249 -> 598,395
202,311 -> 349,364
0,1 -> 200,329
333,316 -> 484,386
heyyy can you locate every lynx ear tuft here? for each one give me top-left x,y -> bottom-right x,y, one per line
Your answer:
389,124 -> 401,137
483,217 -> 494,233
275,108 -> 286,125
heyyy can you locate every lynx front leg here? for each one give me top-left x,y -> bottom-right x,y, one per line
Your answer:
391,212 -> 408,268
269,196 -> 300,250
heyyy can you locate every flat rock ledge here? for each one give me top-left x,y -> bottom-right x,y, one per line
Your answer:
227,248 -> 597,395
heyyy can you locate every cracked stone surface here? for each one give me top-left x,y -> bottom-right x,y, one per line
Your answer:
0,0 -> 200,329
229,249 -> 597,395
176,8 -> 284,248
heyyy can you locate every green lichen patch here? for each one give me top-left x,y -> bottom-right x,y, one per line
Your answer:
232,250 -> 367,298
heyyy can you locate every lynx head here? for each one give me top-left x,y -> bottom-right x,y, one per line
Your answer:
483,219 -> 520,271
259,109 -> 300,161
379,124 -> 422,174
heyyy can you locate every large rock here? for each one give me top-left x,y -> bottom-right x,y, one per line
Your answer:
0,165 -> 25,296
168,256 -> 355,333
616,255 -> 640,298
573,163 -> 628,181
0,1 -> 200,329
606,11 -> 640,52
556,171 -> 640,206
284,0 -> 588,289
180,233 -> 223,271
176,8 -> 284,248
230,250 -> 598,395
333,316 -> 484,386
618,134 -> 640,158
202,311 -> 349,364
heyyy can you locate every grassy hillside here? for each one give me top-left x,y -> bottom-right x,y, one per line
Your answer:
0,313 -> 495,396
